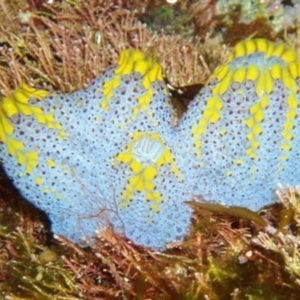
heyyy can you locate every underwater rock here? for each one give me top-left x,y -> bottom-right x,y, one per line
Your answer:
1,39 -> 300,249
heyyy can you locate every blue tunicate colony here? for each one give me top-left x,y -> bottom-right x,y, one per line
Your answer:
1,39 -> 300,249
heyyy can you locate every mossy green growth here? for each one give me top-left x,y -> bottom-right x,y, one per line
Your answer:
206,252 -> 296,300
0,191 -> 81,299
140,5 -> 192,36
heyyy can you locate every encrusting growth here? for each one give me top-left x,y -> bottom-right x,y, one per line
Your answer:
1,39 -> 300,249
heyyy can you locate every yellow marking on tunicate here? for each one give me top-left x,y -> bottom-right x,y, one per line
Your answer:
214,70 -> 233,95
226,171 -> 232,176
214,63 -> 229,81
254,70 -> 273,96
288,62 -> 299,79
246,148 -> 259,160
287,93 -> 298,109
260,95 -> 269,109
43,188 -> 49,194
116,132 -> 181,211
131,159 -> 143,173
270,64 -> 282,80
278,92 -> 298,171
206,39 -> 300,167
284,120 -> 294,131
282,68 -> 298,93
245,39 -> 257,55
246,65 -> 259,81
0,84 -> 48,142
233,159 -> 243,165
219,128 -> 227,136
35,177 -> 43,185
281,142 -> 292,151
265,41 -> 275,59
280,155 -> 288,162
283,130 -> 293,140
246,93 -> 269,160
101,49 -> 163,119
254,109 -> 264,122
0,83 -> 68,175
264,70 -> 273,93
255,72 -> 266,96
137,88 -> 153,110
47,159 -> 56,168
281,48 -> 298,64
272,43 -> 286,58
192,95 -> 223,158
256,39 -> 269,52
234,41 -> 246,57
233,67 -> 246,83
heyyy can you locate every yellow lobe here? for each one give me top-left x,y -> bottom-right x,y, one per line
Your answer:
47,159 -> 56,168
260,95 -> 269,109
279,155 -> 288,162
13,89 -> 29,104
255,73 -> 266,96
251,140 -> 260,149
234,41 -> 246,57
245,39 -> 257,55
283,130 -> 293,141
264,70 -> 273,94
147,62 -> 163,82
288,62 -> 299,79
286,110 -> 296,119
233,67 -> 246,83
134,59 -> 149,75
233,158 -> 244,165
282,68 -> 297,93
1,98 -> 18,117
16,152 -> 25,165
214,63 -> 229,82
284,121 -> 294,131
246,117 -> 255,128
246,65 -> 260,81
270,64 -> 282,80
209,111 -> 221,123
281,142 -> 292,151
1,114 -> 14,135
254,109 -> 264,122
6,137 -> 24,155
272,43 -> 286,58
18,103 -> 33,115
35,176 -> 43,185
20,83 -> 48,99
131,160 -> 143,173
35,113 -> 46,124
246,148 -> 258,159
255,39 -> 268,52
253,124 -> 262,135
287,93 -> 298,109
281,48 -> 297,64
265,41 -> 275,59
219,128 -> 227,136
216,70 -> 233,95
250,102 -> 260,115
144,165 -> 157,180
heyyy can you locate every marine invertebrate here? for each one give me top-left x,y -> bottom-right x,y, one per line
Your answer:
1,38 -> 300,250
